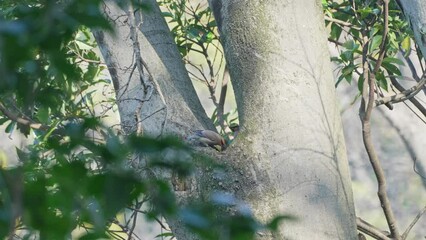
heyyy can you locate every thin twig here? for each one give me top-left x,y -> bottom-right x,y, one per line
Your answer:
388,75 -> 426,119
199,42 -> 219,105
127,200 -> 144,240
216,65 -> 229,132
413,158 -> 426,179
0,101 -> 48,131
357,217 -> 391,240
372,0 -> 389,75
401,205 -> 426,240
324,15 -> 360,30
375,76 -> 426,106
186,61 -> 210,83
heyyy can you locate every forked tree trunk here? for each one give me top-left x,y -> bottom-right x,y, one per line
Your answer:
95,0 -> 358,239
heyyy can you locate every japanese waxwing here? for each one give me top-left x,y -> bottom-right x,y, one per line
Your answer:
187,129 -> 226,151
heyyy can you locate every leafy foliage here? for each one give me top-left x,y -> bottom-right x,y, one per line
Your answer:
323,0 -> 416,91
324,1 -> 426,239
158,0 -> 217,57
179,192 -> 293,240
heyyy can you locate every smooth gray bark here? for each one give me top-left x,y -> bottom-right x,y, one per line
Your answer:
93,1 -> 211,239
93,0 -> 213,137
209,0 -> 358,239
95,0 -> 358,239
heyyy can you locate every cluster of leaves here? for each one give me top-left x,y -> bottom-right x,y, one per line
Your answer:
0,0 -> 111,136
1,127 -> 188,239
158,0 -> 217,57
179,192 -> 290,240
0,0 -> 141,238
323,0 -> 417,92
0,0 -> 281,239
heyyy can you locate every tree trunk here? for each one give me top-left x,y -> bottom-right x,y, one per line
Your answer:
95,0 -> 358,239
209,0 -> 358,239
93,1 -> 212,239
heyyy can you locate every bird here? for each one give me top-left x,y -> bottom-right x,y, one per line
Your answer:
186,129 -> 226,151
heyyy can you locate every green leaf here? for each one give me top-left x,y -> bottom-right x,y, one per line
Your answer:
330,56 -> 343,64
15,147 -> 28,162
341,65 -> 356,77
341,50 -> 353,62
330,23 -> 343,40
335,75 -> 345,88
204,31 -> 215,43
155,232 -> 174,238
78,232 -> 109,240
162,12 -> 174,18
266,215 -> 295,231
343,40 -> 358,51
0,118 -> 10,126
5,121 -> 15,134
336,64 -> 357,87
401,36 -> 411,56
207,20 -> 217,28
381,61 -> 401,76
187,25 -> 201,40
382,57 -> 405,66
369,35 -> 382,52
75,39 -> 93,50
358,75 -> 365,93
211,108 -> 218,123
36,107 -> 50,124
376,71 -> 388,91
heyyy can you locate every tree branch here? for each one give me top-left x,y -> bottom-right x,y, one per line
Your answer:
0,101 -> 48,131
324,15 -> 360,30
388,75 -> 426,119
372,0 -> 389,75
216,64 -> 229,132
357,217 -> 391,240
359,2 -> 401,236
401,205 -> 426,240
375,75 -> 426,106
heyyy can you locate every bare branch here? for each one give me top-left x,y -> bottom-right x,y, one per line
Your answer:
216,65 -> 229,132
375,76 -> 426,106
388,75 -> 426,119
357,217 -> 391,240
324,15 -> 360,30
402,206 -> 426,240
0,101 -> 48,131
